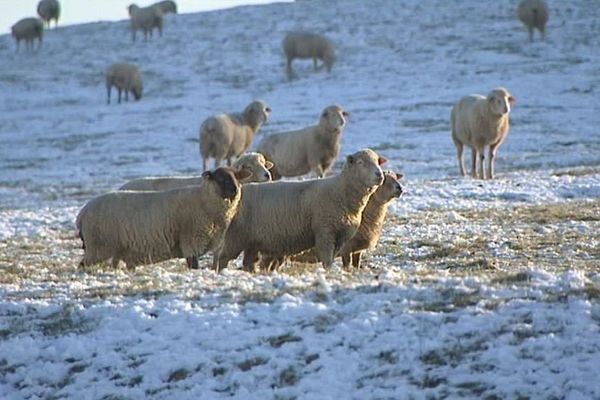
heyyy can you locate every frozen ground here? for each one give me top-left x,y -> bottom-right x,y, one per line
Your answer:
1,0 -> 599,398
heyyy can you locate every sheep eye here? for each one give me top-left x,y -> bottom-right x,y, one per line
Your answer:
265,107 -> 271,113
357,160 -> 364,165
342,111 -> 348,117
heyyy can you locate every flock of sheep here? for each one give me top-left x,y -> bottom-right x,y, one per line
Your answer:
10,0 -> 549,272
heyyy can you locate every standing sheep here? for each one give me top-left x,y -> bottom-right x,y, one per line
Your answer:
451,87 -> 515,180
106,62 -> 143,104
517,0 -> 549,41
283,31 -> 336,80
76,167 -> 250,270
257,105 -> 348,180
128,3 -> 163,42
119,152 -> 274,191
37,0 -> 60,29
152,0 -> 177,14
11,18 -> 44,52
199,100 -> 271,171
287,171 -> 403,269
214,149 -> 387,272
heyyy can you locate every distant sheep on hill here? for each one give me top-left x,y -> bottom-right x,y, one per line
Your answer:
517,0 -> 549,41
451,87 -> 515,180
37,0 -> 60,28
105,63 -> 143,104
257,105 -> 348,180
199,100 -> 271,171
128,3 -> 163,42
152,0 -> 177,14
283,32 -> 336,80
11,18 -> 44,52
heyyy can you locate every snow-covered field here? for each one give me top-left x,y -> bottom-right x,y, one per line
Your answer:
1,0 -> 600,398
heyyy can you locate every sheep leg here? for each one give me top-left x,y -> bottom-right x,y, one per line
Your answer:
478,151 -> 486,180
125,90 -> 129,102
313,57 -> 318,71
352,252 -> 362,268
455,141 -> 465,176
15,39 -> 20,53
242,250 -> 259,273
315,231 -> 335,268
341,253 -> 351,268
117,89 -> 122,104
286,58 -> 294,81
226,157 -> 232,167
186,256 -> 199,269
470,149 -> 478,178
202,157 -> 208,172
528,26 -> 534,42
213,157 -> 223,169
107,86 -> 111,105
488,143 -> 499,180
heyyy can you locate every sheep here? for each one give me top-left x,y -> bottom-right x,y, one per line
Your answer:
451,87 -> 515,180
106,62 -> 143,104
119,152 -> 274,191
127,3 -> 163,42
152,0 -> 177,14
37,0 -> 60,29
286,171 -> 403,270
517,0 -> 549,41
283,31 -> 336,80
11,18 -> 44,52
214,149 -> 387,272
199,100 -> 271,171
76,167 -> 250,270
257,105 -> 348,180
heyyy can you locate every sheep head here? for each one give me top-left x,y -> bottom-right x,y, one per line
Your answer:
487,87 -> 515,116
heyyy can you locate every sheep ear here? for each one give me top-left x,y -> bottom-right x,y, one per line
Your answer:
395,172 -> 404,180
265,160 -> 274,170
346,154 -> 354,164
378,156 -> 387,165
235,168 -> 252,181
202,171 -> 213,180
508,96 -> 516,104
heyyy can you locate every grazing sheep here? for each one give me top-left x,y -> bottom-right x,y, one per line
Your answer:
517,0 -> 549,41
451,87 -> 515,180
257,105 -> 348,180
37,0 -> 60,28
214,149 -> 387,272
11,18 -> 44,52
76,167 -> 249,270
127,3 -> 163,42
200,100 -> 271,171
287,171 -> 403,269
283,31 -> 336,80
152,0 -> 177,14
106,62 -> 143,104
119,152 -> 274,191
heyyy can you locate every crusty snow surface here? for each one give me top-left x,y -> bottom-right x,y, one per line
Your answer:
1,0 -> 599,399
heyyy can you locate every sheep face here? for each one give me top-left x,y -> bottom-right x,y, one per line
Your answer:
203,167 -> 246,201
321,105 -> 348,131
235,153 -> 273,183
246,100 -> 271,125
487,88 -> 515,116
127,4 -> 139,16
376,172 -> 404,202
345,149 -> 386,188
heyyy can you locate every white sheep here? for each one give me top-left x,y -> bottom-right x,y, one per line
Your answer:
517,0 -> 549,41
119,152 -> 274,191
37,0 -> 60,29
214,149 -> 387,272
283,31 -> 336,80
106,62 -> 143,104
257,105 -> 348,179
287,171 -> 403,270
11,18 -> 44,52
152,0 -> 177,14
199,100 -> 271,171
127,3 -> 163,42
76,167 -> 250,270
451,87 -> 515,180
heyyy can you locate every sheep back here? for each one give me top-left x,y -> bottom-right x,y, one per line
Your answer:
152,0 -> 177,14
